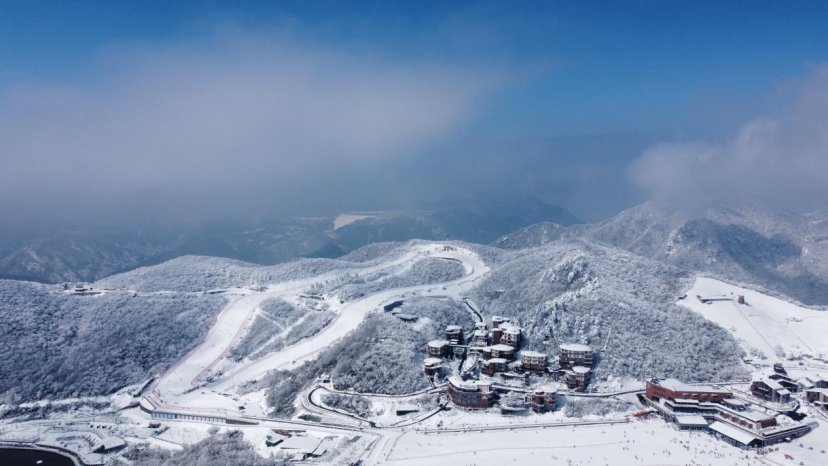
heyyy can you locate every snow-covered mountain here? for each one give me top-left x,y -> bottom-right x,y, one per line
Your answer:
496,201 -> 828,306
470,239 -> 745,383
0,197 -> 578,284
4,203 -> 824,466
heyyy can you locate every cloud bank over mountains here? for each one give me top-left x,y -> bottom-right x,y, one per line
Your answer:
0,32 -> 499,220
630,64 -> 828,213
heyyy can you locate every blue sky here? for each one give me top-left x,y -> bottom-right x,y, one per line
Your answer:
2,1 -> 828,220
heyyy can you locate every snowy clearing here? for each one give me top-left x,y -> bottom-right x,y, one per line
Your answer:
680,277 -> 828,362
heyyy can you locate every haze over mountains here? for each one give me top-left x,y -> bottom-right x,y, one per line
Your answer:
0,195 -> 580,284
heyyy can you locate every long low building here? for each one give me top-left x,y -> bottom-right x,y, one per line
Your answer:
644,378 -> 813,448
646,378 -> 732,403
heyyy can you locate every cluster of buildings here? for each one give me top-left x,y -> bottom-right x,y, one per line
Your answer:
423,313 -> 600,412
425,317 -> 539,380
644,378 -> 815,448
750,368 -> 828,413
445,376 -> 559,414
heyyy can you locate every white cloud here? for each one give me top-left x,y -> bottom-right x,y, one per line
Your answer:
0,33 -> 499,214
629,64 -> 828,212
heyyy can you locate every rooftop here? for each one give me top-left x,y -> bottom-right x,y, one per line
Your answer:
759,378 -> 786,390
491,344 -> 515,351
804,373 -> 828,383
448,376 -> 477,391
489,358 -> 509,364
521,351 -> 547,358
733,408 -> 776,423
654,378 -> 730,394
445,325 -> 463,331
724,398 -> 749,408
675,415 -> 708,427
673,398 -> 700,405
428,339 -> 449,347
500,322 -> 521,332
423,357 -> 443,366
709,421 -> 758,446
560,343 -> 592,352
570,365 -> 591,374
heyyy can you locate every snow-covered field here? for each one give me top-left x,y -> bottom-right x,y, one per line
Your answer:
373,419 -> 759,466
681,277 -> 828,362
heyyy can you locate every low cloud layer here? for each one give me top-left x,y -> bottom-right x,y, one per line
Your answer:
630,64 -> 828,213
0,33 -> 498,221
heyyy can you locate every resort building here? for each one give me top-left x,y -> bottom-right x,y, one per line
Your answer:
490,344 -> 516,360
644,378 -> 813,448
491,327 -> 503,345
481,358 -> 509,376
471,329 -> 488,346
423,358 -> 443,378
444,325 -> 464,344
520,351 -> 548,373
491,315 -> 508,329
564,366 -> 591,391
750,378 -> 791,403
427,340 -> 450,358
645,379 -> 732,403
798,374 -> 828,390
448,376 -> 494,409
805,388 -> 828,410
767,373 -> 800,393
500,323 -> 522,348
529,385 -> 558,413
559,343 -> 594,369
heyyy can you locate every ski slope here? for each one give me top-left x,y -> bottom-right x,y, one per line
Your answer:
150,243 -> 488,414
680,276 -> 828,361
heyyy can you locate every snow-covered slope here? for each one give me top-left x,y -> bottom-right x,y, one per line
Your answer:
470,239 -> 746,383
496,201 -> 828,306
681,276 -> 828,361
0,280 -> 226,403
